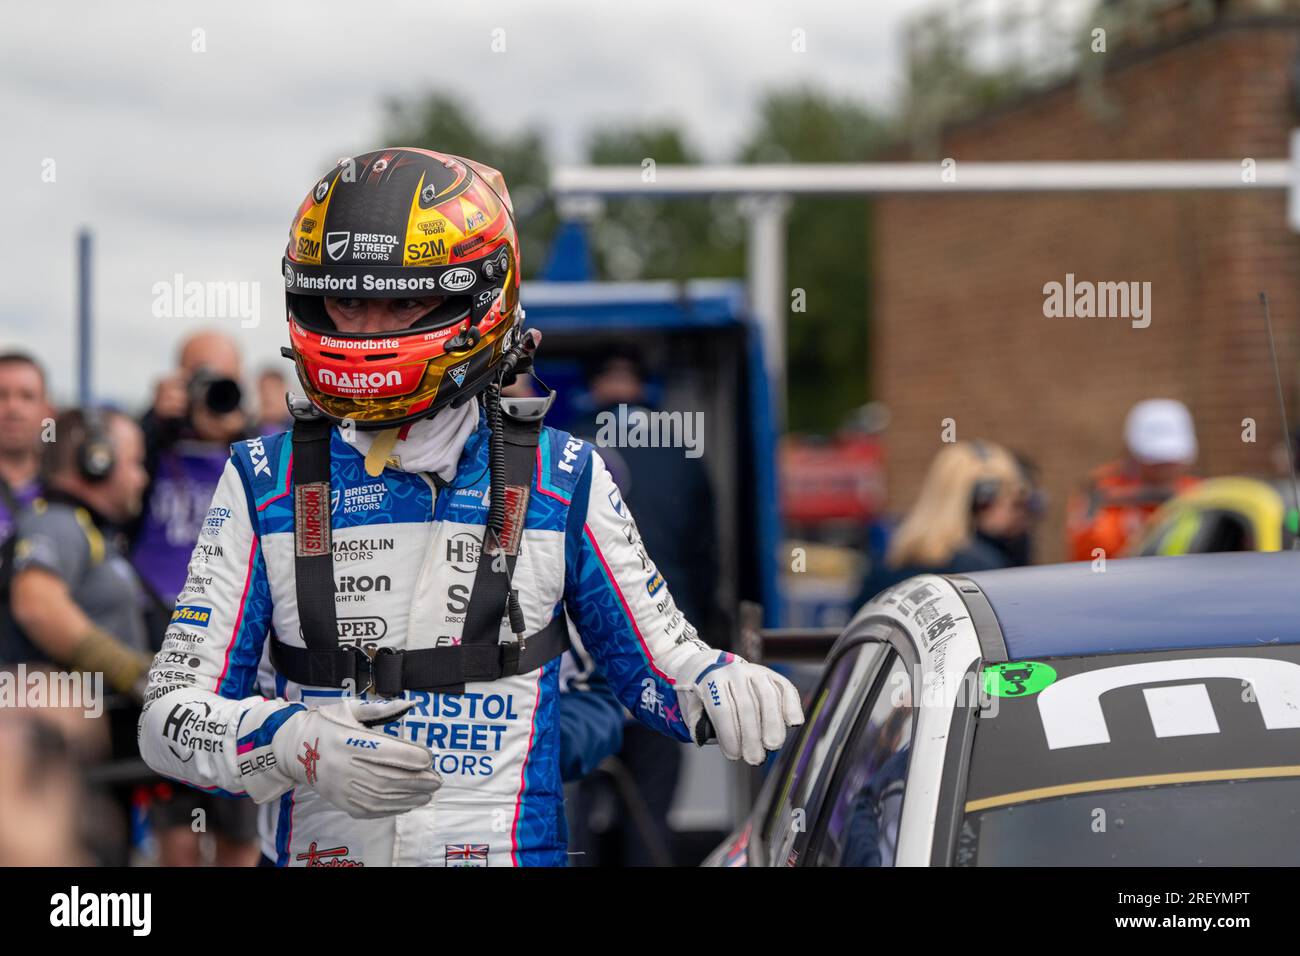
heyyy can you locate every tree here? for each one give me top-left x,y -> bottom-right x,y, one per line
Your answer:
381,85 -> 895,433
738,87 -> 893,432
382,94 -> 557,278
583,125 -> 745,282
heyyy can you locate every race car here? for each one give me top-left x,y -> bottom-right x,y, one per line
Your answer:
1130,476 -> 1299,555
704,551 -> 1300,866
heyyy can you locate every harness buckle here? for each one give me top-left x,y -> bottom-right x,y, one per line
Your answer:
348,645 -> 377,697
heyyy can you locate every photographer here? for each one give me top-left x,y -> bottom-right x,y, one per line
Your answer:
131,330 -> 261,867
131,330 -> 250,611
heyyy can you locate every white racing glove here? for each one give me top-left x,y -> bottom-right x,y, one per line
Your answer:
272,699 -> 441,819
675,650 -> 804,765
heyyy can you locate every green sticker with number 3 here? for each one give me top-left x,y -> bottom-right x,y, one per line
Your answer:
983,661 -> 1057,698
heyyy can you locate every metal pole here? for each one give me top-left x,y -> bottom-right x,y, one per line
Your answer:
552,159 -> 1290,196
741,195 -> 791,424
76,229 -> 92,405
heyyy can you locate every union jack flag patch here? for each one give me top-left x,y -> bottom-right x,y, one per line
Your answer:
445,843 -> 489,867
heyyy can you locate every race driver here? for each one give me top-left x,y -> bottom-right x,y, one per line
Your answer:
138,147 -> 803,866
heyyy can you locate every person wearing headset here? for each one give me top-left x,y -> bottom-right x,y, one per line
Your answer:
8,408 -> 153,697
856,439 -> 1031,604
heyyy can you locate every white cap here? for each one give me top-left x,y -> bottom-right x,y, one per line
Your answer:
1124,398 -> 1197,465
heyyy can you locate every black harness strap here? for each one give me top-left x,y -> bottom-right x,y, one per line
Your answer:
460,417 -> 540,642
278,413 -> 344,686
271,412 -> 570,696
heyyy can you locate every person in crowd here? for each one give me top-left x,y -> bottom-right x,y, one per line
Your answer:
570,344 -> 721,866
6,408 -> 153,864
857,439 -> 1030,603
0,352 -> 52,538
0,352 -> 55,660
132,330 -> 251,612
1066,398 -> 1200,562
252,364 -> 293,434
0,712 -> 86,866
133,331 -> 260,866
1000,451 -> 1045,566
9,408 -> 153,689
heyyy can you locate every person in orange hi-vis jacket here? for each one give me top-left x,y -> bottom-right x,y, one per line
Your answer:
1067,399 -> 1201,562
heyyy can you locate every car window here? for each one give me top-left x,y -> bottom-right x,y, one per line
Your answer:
762,640 -> 887,866
808,654 -> 914,867
1141,508 -> 1254,556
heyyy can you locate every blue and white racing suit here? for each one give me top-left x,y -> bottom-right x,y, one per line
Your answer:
138,405 -> 714,866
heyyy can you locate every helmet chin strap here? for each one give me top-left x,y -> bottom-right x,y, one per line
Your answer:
352,328 -> 543,479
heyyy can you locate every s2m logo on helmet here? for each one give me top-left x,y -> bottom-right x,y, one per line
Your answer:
439,268 -> 476,292
318,369 -> 403,390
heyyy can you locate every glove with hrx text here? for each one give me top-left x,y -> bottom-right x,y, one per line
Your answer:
271,699 -> 441,819
674,650 -> 804,765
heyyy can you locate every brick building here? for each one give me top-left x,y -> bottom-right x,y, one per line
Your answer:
874,12 -> 1300,562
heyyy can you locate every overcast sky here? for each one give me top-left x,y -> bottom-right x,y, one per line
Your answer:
1,0 -> 942,408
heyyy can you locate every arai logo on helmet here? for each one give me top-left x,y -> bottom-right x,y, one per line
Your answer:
439,268 -> 476,292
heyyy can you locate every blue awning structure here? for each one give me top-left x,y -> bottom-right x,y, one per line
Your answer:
520,278 -> 782,626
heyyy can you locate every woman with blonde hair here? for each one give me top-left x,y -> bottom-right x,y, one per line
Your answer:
858,440 -> 1031,603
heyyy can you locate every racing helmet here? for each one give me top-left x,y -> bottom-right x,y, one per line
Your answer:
282,147 -> 522,428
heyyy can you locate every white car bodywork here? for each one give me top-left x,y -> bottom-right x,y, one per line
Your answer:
850,575 -> 983,866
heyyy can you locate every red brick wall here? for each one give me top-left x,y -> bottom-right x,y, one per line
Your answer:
874,20 -> 1300,562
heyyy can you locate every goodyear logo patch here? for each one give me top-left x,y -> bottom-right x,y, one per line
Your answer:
646,572 -> 665,597
172,604 -> 212,628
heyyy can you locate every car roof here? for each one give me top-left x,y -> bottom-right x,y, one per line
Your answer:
963,551 -> 1300,659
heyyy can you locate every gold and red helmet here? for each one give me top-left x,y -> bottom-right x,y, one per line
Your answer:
282,147 -> 522,428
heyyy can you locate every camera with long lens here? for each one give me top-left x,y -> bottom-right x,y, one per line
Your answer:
188,367 -> 243,416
